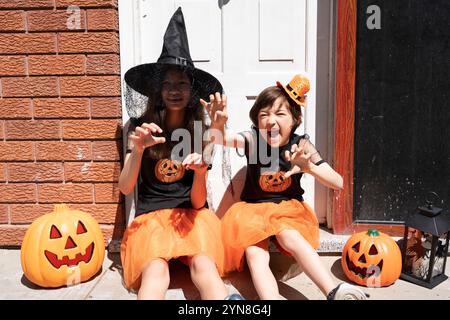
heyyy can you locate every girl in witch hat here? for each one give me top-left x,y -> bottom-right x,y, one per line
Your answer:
202,74 -> 368,300
119,8 -> 236,300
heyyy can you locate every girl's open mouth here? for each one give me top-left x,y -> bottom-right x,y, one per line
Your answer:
167,97 -> 183,103
267,129 -> 280,139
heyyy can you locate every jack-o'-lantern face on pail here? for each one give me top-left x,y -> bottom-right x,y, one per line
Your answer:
341,229 -> 402,287
155,159 -> 185,183
20,204 -> 105,288
259,171 -> 291,193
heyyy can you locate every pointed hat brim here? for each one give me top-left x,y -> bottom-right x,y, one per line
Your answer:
124,7 -> 223,106
124,62 -> 223,99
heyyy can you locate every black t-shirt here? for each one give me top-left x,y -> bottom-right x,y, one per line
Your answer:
126,121 -> 206,217
238,127 -> 325,203
135,156 -> 195,216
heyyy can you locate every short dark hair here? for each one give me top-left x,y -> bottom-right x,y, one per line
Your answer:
249,86 -> 302,130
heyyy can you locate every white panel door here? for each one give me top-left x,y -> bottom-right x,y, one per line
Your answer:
119,0 -> 320,223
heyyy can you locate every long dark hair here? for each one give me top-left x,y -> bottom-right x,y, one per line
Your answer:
139,65 -> 208,160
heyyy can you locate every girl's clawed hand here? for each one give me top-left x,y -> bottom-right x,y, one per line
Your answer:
200,92 -> 228,130
182,153 -> 209,174
129,122 -> 166,153
284,144 -> 313,178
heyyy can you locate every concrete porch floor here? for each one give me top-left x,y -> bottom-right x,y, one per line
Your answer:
2,247 -> 450,300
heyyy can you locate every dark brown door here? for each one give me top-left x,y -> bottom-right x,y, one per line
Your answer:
333,0 -> 450,235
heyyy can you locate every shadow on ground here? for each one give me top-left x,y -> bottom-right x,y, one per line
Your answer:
105,251 -> 310,300
330,258 -> 349,282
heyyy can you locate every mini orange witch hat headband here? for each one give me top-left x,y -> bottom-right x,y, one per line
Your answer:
276,73 -> 310,107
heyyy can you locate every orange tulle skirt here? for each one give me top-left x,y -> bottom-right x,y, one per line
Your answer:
221,199 -> 319,274
120,207 -> 224,291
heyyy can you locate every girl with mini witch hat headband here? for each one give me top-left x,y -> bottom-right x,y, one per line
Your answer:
202,74 -> 368,300
119,8 -> 237,300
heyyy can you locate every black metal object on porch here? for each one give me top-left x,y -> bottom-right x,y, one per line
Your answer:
400,192 -> 450,289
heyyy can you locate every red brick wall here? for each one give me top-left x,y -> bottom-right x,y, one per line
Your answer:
0,0 -> 124,246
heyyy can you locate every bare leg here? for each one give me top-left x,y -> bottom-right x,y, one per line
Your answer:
245,243 -> 281,300
190,255 -> 228,300
275,229 -> 335,296
138,258 -> 170,300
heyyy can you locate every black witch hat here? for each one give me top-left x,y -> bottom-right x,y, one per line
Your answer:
124,7 -> 223,119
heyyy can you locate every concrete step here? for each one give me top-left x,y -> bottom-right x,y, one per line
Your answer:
3,248 -> 450,300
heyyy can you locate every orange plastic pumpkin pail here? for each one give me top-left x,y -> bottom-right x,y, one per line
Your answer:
20,204 -> 105,288
341,229 -> 402,287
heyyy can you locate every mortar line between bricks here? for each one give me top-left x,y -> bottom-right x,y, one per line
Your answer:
55,31 -> 59,55
2,120 -> 5,142
84,9 -> 88,33
30,99 -> 35,120
0,7 -> 54,11
24,9 -> 29,33
55,6 -> 118,10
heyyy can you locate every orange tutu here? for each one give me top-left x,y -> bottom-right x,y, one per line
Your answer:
221,199 -> 319,274
120,207 -> 224,291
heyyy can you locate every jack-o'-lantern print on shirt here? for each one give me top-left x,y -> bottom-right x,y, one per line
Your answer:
154,158 -> 185,183
259,171 -> 292,193
239,129 -> 326,203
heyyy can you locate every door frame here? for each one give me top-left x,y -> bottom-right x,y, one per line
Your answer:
332,0 -> 404,236
118,0 -> 140,225
118,0 -> 332,226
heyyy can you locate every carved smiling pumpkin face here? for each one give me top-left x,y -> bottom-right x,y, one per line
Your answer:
20,204 -> 105,288
155,159 -> 185,183
259,171 -> 291,193
341,229 -> 402,287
